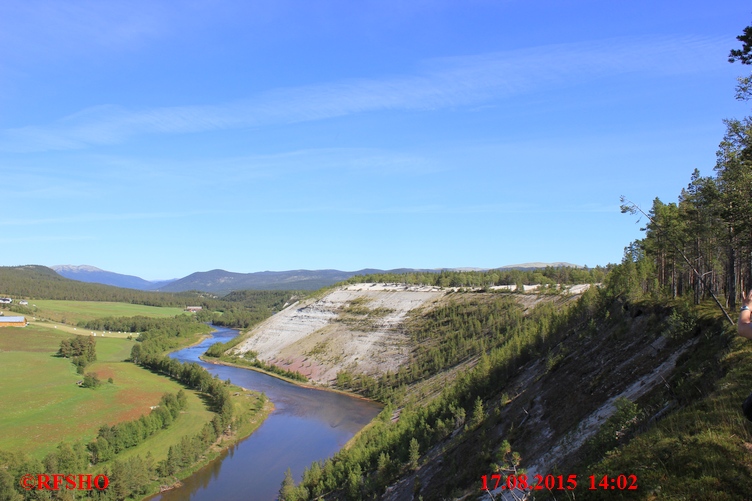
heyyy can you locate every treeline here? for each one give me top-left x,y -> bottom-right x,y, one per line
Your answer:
89,392 -> 187,463
101,338 -> 263,501
624,38 -> 752,309
222,289 -> 296,307
211,290 -> 297,329
131,352 -> 234,420
343,266 -> 607,289
81,314 -> 211,337
77,298 -> 294,334
0,391 -> 187,500
88,315 -> 214,357
129,322 -> 234,424
280,287 -> 606,500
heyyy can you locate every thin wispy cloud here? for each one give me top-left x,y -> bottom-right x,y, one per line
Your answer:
1,1 -> 166,60
174,147 -> 436,179
0,35 -> 727,153
0,210 -> 227,227
255,202 -> 619,215
25,147 -> 437,187
0,235 -> 96,244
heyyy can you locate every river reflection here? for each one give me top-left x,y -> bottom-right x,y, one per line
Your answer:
149,327 -> 382,501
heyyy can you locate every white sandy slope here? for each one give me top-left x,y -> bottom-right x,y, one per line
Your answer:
232,283 -> 594,386
232,283 -> 446,384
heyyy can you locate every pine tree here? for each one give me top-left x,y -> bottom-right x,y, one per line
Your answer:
408,438 -> 420,470
279,467 -> 296,501
471,396 -> 485,428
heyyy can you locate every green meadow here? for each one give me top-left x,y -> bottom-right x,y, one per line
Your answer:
28,300 -> 187,325
0,325 -> 214,460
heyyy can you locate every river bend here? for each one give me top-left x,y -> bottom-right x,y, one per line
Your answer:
149,326 -> 382,501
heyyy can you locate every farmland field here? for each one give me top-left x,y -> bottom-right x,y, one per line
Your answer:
27,300 -> 187,325
0,325 -> 214,459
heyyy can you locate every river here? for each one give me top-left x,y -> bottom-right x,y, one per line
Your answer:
149,326 -> 383,501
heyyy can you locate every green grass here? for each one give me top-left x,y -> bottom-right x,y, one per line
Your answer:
95,335 -> 136,361
114,388 -> 270,468
570,308 -> 752,500
0,325 -> 214,460
28,300 -> 187,325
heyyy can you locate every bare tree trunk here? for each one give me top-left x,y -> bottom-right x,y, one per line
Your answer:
695,237 -> 701,304
729,242 -> 737,309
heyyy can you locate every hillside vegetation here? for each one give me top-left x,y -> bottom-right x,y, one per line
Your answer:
275,32 -> 752,501
269,274 -> 748,500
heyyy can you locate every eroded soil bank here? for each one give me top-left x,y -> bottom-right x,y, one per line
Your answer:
232,284 -> 592,386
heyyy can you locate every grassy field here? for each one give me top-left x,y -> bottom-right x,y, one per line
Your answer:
25,300 -> 187,325
28,320 -> 133,339
115,388 -> 271,468
0,325 -> 214,460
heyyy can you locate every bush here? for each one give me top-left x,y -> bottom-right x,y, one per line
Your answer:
82,372 -> 102,388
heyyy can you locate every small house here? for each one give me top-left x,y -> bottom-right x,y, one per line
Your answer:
186,306 -> 202,312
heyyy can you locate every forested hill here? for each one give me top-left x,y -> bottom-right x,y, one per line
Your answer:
342,265 -> 607,288
0,265 -> 199,306
156,268 -> 372,293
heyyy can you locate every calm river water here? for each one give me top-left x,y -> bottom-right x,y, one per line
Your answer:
149,326 -> 382,501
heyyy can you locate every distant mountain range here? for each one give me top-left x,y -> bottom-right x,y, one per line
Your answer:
51,265 -> 175,291
51,263 -> 582,295
159,269 -> 371,293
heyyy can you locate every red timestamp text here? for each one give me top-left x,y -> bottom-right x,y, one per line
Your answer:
480,473 -> 639,492
588,474 -> 638,491
481,474 -> 577,492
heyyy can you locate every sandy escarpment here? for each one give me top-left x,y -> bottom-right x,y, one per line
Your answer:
232,283 -> 446,384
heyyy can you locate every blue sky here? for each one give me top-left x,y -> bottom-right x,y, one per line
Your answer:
1,1 -> 749,280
